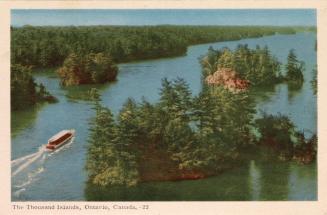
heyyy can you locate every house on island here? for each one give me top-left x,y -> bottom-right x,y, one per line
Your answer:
205,68 -> 249,92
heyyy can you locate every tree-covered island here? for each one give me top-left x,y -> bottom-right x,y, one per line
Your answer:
85,45 -> 316,199
57,53 -> 118,86
86,82 -> 316,199
11,64 -> 57,111
202,45 -> 305,89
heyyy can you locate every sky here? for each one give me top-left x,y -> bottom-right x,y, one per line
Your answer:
11,9 -> 316,27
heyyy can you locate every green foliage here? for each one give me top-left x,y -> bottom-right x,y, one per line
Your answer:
285,49 -> 304,85
11,64 -> 36,110
255,113 -> 317,162
86,76 -> 315,189
311,66 -> 317,95
57,52 -> 118,86
11,64 -> 57,111
201,45 -> 282,86
293,133 -> 317,163
255,113 -> 295,158
189,87 -> 255,169
86,78 -> 256,187
88,88 -> 102,102
86,97 -> 139,187
201,46 -> 221,78
311,42 -> 317,95
11,25 -> 297,67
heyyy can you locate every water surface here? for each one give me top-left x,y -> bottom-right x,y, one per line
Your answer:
11,32 -> 317,201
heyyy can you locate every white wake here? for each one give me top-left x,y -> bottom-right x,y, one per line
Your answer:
11,137 -> 75,198
11,150 -> 42,167
11,146 -> 46,177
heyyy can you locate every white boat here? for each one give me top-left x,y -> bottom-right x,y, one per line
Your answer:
45,129 -> 75,151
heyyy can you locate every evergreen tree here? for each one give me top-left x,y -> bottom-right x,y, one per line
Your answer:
57,52 -> 118,86
204,45 -> 282,87
311,66 -> 317,95
115,98 -> 140,185
86,90 -> 139,187
11,25 -> 300,68
86,104 -> 118,186
311,43 -> 317,95
201,46 -> 220,77
285,49 -> 304,85
11,64 -> 56,110
255,113 -> 295,159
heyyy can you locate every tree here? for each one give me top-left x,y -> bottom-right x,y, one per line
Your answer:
203,45 -> 282,87
11,25 -> 300,68
57,52 -> 118,86
87,53 -> 118,83
311,42 -> 317,95
201,46 -> 220,77
311,66 -> 317,95
86,92 -> 139,187
255,113 -> 317,163
285,49 -> 304,85
255,113 -> 296,159
11,64 -> 56,111
159,78 -> 192,115
217,48 -> 234,69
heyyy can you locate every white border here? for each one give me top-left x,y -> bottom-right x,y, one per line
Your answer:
1,1 -> 326,215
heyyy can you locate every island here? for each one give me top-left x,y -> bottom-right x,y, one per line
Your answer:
11,64 -> 57,111
57,53 -> 118,86
85,46 -> 316,198
11,25 -> 312,106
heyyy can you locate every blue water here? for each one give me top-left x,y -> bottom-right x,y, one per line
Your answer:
11,32 -> 317,201
11,9 -> 316,27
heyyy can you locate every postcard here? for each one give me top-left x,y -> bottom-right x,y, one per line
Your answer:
0,1 -> 327,214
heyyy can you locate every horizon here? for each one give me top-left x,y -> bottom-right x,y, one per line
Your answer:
11,24 -> 317,28
11,9 -> 316,27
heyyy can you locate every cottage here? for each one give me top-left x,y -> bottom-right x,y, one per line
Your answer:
205,68 -> 249,92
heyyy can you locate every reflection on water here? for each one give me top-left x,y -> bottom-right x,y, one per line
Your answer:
85,158 -> 316,201
257,159 -> 291,200
11,107 -> 39,138
249,160 -> 261,200
64,83 -> 112,102
288,85 -> 302,102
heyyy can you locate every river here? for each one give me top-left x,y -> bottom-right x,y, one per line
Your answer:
11,32 -> 317,201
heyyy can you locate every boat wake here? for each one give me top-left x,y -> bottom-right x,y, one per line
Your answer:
11,146 -> 46,177
11,137 -> 75,198
11,149 -> 43,168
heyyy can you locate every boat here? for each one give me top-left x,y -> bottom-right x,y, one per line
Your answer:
45,129 -> 75,151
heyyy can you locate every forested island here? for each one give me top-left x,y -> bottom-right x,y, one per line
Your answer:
85,44 -> 316,198
11,25 -> 306,67
57,53 -> 118,86
202,45 -> 304,88
10,25 -> 312,109
86,82 -> 316,198
11,64 -> 57,111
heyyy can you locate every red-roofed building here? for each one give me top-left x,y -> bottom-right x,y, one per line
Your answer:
205,68 -> 249,92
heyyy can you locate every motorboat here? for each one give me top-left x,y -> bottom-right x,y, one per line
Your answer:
45,129 -> 75,151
